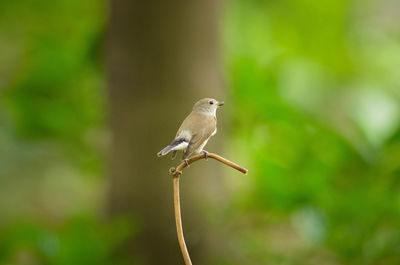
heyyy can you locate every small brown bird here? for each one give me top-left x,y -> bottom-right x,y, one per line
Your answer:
157,98 -> 224,164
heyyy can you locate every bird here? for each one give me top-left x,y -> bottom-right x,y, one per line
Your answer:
157,98 -> 224,165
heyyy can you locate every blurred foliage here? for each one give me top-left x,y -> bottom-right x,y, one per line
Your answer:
221,0 -> 400,264
0,216 -> 133,265
1,0 -> 400,264
0,0 -> 126,264
0,0 -> 106,171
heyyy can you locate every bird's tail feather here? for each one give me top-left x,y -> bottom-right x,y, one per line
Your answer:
157,138 -> 187,157
157,145 -> 174,157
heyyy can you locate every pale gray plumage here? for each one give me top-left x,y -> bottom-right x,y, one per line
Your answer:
157,98 -> 224,161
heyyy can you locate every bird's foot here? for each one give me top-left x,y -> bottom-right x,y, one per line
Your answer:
183,159 -> 190,167
201,150 -> 209,160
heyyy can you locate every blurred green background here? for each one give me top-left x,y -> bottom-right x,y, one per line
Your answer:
1,0 -> 400,264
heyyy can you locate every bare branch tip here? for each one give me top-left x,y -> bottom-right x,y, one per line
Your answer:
168,167 -> 174,174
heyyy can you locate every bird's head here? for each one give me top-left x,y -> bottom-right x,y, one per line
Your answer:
192,98 -> 224,116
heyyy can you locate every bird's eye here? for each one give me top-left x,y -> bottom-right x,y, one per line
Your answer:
209,101 -> 214,105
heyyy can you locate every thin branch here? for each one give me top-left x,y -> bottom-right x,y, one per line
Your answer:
173,176 -> 192,265
169,153 -> 247,265
169,152 -> 248,177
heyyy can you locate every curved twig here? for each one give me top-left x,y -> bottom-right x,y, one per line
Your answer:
169,152 -> 248,177
168,153 -> 247,265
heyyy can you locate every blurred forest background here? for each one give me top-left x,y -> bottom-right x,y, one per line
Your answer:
1,0 -> 400,264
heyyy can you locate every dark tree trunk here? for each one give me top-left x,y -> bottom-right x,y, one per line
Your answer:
107,0 -> 222,264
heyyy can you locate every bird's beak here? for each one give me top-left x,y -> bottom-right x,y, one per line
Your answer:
217,101 -> 224,107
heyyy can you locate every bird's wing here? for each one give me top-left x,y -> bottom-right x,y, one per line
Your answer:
182,137 -> 197,160
175,112 -> 194,140
177,112 -> 216,138
182,113 -> 216,159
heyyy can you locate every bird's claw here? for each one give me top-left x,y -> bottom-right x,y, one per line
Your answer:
183,159 -> 190,167
201,150 -> 209,160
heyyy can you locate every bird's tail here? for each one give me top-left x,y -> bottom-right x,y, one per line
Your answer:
157,145 -> 174,157
157,138 -> 187,157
